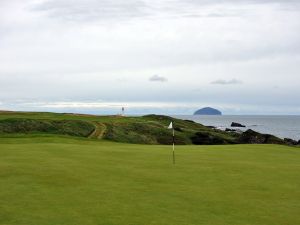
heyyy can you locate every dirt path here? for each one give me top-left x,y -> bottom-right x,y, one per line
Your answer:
88,122 -> 107,139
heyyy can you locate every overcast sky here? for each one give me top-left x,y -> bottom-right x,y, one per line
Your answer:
0,0 -> 300,115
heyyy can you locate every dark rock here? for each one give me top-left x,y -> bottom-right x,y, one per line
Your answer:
191,132 -> 227,145
231,122 -> 246,128
206,126 -> 216,129
194,107 -> 222,115
238,129 -> 285,144
284,138 -> 298,145
225,128 -> 236,132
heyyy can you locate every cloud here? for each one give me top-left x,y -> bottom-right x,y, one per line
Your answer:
0,0 -> 300,115
211,78 -> 243,85
31,0 -> 149,22
183,0 -> 300,7
28,0 -> 300,25
31,0 -> 300,22
149,75 -> 168,82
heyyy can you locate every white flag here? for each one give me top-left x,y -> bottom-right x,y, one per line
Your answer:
168,122 -> 173,129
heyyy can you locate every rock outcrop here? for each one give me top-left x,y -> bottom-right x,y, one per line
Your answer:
284,138 -> 298,146
238,129 -> 284,144
231,122 -> 246,128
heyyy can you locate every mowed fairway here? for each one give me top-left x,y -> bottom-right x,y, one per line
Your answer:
0,137 -> 299,225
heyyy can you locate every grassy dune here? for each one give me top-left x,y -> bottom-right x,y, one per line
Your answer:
0,136 -> 299,225
0,111 -> 285,145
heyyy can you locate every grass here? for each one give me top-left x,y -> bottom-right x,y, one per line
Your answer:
0,136 -> 299,225
0,111 -> 141,122
0,111 -> 287,145
0,118 -> 95,137
0,111 -> 240,145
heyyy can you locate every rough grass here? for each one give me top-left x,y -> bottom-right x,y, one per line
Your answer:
0,118 -> 95,137
104,121 -> 192,144
0,111 -> 290,145
0,136 -> 299,225
0,111 -> 239,145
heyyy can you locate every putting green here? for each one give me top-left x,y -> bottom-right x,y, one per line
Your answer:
0,137 -> 299,225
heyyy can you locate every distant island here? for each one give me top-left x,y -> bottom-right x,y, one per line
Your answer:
194,107 -> 222,115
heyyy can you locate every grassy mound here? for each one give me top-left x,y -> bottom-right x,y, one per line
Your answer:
0,137 -> 299,225
103,114 -> 240,144
0,111 -> 289,145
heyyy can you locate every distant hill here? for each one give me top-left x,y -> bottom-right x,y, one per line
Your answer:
194,107 -> 222,115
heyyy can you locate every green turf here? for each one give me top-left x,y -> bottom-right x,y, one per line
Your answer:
0,137 -> 299,225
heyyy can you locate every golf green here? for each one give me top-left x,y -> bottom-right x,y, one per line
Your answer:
0,137 -> 299,225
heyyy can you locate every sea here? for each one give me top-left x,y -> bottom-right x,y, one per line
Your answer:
174,115 -> 300,141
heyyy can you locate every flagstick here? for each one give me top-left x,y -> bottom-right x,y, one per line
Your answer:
172,126 -> 175,165
168,121 -> 175,165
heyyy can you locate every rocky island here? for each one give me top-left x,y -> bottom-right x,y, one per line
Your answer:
194,107 -> 222,115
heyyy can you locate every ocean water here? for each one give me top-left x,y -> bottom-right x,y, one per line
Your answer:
174,115 -> 300,141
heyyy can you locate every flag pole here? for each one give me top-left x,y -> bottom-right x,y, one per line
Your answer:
172,123 -> 175,165
168,121 -> 175,165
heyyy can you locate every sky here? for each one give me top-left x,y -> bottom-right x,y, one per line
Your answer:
0,0 -> 300,115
